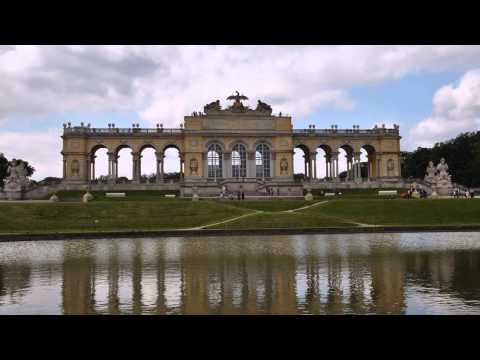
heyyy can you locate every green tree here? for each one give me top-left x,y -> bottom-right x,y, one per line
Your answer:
0,154 -> 8,188
401,131 -> 480,187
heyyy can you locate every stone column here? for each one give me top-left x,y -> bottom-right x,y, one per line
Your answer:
155,151 -> 164,183
354,152 -> 361,181
224,152 -> 231,179
325,155 -> 330,179
304,155 -> 308,179
247,152 -> 256,178
335,154 -> 339,181
115,155 -> 119,180
86,158 -> 91,183
329,158 -> 334,180
180,154 -> 184,181
311,152 -> 317,180
107,152 -> 115,183
203,152 -> 208,179
132,152 -> 141,184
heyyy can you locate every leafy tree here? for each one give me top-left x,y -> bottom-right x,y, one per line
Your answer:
0,154 -> 8,188
402,131 -> 480,187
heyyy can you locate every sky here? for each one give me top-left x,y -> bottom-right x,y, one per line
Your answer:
1,45 -> 480,180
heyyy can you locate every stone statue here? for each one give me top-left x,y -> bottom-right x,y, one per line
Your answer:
3,159 -> 31,200
190,158 -> 198,176
424,158 -> 452,196
424,160 -> 436,183
5,159 -> 29,186
280,158 -> 288,175
203,100 -> 221,113
436,157 -> 449,182
255,100 -> 272,115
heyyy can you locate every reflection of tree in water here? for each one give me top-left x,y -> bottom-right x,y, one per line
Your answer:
450,251 -> 480,301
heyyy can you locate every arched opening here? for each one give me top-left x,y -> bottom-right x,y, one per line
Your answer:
163,145 -> 181,183
255,143 -> 271,179
360,145 -> 376,180
116,145 -> 133,183
207,143 -> 223,180
314,145 -> 332,181
231,143 -> 246,178
90,145 -> 108,184
337,145 -> 354,182
140,145 -> 157,184
293,144 -> 310,181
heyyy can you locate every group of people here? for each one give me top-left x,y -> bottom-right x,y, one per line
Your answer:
403,186 -> 428,199
452,188 -> 475,198
219,191 -> 245,200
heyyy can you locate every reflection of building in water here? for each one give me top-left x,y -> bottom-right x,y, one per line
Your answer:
0,264 -> 31,302
180,240 -> 210,315
369,255 -> 406,314
62,242 -> 96,315
50,237 -> 477,314
404,252 -> 455,290
131,240 -> 143,314
107,242 -> 120,315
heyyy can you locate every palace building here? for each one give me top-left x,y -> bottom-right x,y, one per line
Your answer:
61,92 -> 402,196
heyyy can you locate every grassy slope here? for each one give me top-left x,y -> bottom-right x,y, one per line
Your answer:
2,189 -> 480,234
309,198 -> 480,226
0,199 -> 250,234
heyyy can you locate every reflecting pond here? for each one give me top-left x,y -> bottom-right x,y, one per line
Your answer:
1,232 -> 480,315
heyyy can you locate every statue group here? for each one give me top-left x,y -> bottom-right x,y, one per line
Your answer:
424,157 -> 452,196
2,157 -> 32,200
203,92 -> 273,115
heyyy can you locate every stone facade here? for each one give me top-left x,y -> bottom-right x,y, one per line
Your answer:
61,94 -> 402,196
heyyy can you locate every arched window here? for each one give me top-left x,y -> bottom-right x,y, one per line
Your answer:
256,144 -> 271,178
231,143 -> 246,178
207,144 -> 223,179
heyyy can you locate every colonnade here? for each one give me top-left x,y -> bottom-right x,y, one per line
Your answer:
87,149 -> 184,184
302,150 -> 366,182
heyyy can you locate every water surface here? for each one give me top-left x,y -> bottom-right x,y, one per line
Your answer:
1,232 -> 480,315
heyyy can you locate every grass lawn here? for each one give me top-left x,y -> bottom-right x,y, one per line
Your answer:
307,198 -> 480,226
0,199 -> 250,234
2,190 -> 480,234
210,211 -> 352,229
224,199 -> 310,212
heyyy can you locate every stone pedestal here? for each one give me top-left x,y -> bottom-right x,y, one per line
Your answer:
4,183 -> 25,200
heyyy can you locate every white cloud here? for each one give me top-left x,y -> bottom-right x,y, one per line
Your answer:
3,46 -> 480,177
409,69 -> 480,147
0,129 -> 62,180
3,46 -> 480,128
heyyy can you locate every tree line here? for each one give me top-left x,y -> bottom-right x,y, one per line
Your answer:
401,131 -> 480,188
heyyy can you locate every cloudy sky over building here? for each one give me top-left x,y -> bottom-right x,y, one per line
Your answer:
1,45 -> 480,180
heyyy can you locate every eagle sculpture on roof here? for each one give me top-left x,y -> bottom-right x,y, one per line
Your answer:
227,91 -> 249,110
